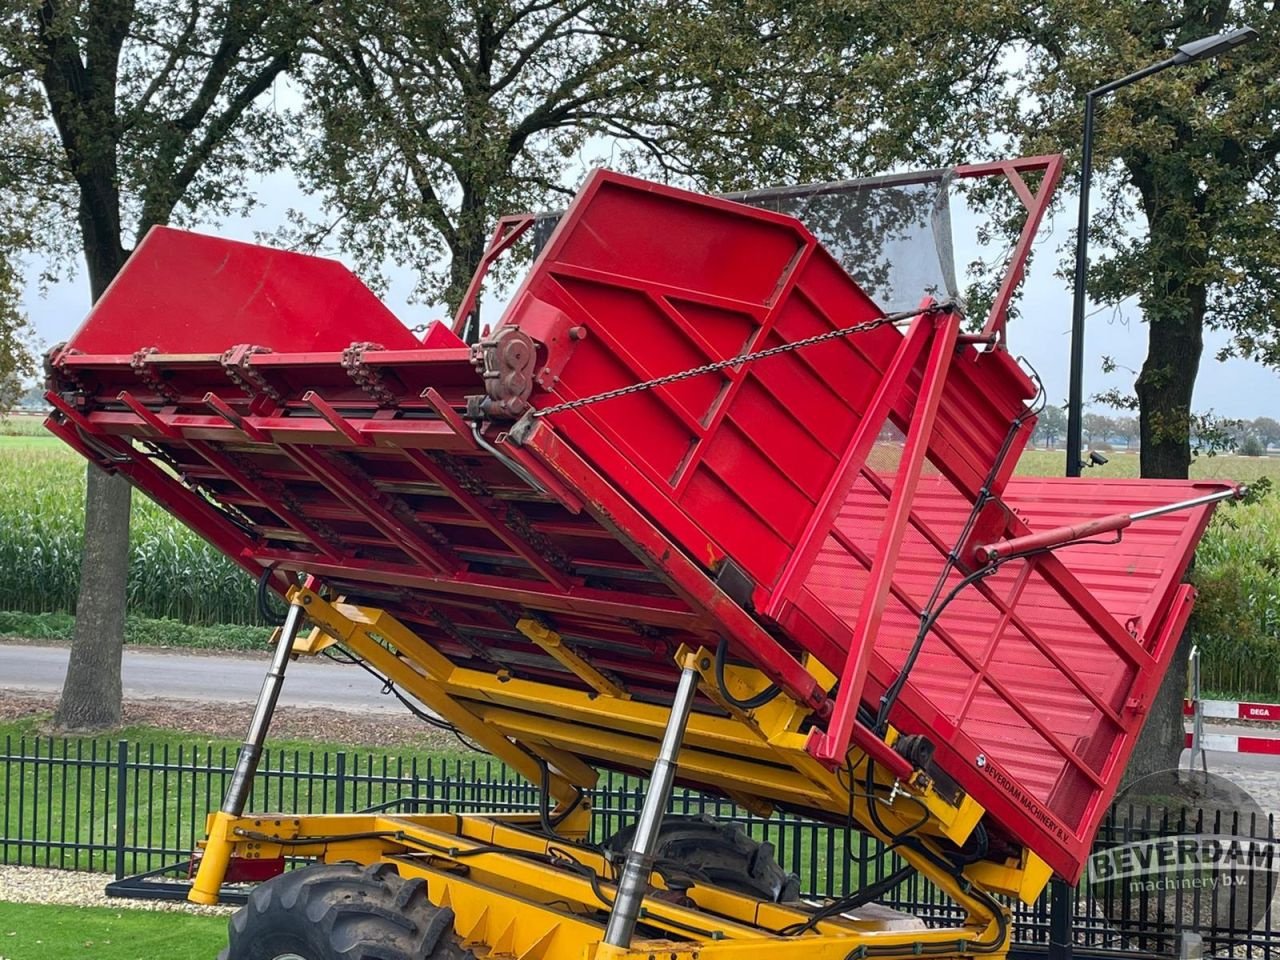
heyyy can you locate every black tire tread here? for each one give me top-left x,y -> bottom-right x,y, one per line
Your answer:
601,814 -> 801,903
220,861 -> 476,960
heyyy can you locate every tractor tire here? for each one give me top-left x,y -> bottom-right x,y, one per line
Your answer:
220,861 -> 475,960
601,814 -> 801,903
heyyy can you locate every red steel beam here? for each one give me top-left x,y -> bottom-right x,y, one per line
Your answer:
253,547 -> 702,629
808,309 -> 959,767
183,438 -> 345,561
281,444 -> 460,574
401,448 -> 577,592
512,419 -> 831,715
763,311 -> 935,618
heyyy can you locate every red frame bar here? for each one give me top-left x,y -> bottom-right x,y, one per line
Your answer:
452,215 -> 536,337
807,309 -> 960,767
762,311 -> 935,618
281,444 -> 460,574
954,154 -> 1064,344
514,420 -> 830,715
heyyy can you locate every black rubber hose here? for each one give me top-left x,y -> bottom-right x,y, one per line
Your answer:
256,566 -> 288,626
714,635 -> 781,710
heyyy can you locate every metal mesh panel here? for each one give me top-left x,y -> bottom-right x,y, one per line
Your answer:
529,170 -> 958,314
727,172 -> 957,314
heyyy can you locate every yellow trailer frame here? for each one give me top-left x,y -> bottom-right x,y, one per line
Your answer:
190,588 -> 1053,960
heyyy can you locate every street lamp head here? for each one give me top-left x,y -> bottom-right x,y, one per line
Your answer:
1172,26 -> 1260,65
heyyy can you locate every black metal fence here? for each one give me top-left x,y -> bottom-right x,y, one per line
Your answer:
2,734 -> 1277,957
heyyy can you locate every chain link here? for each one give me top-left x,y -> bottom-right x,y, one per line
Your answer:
530,300 -> 955,418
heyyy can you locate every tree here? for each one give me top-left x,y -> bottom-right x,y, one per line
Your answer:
1033,404 -> 1067,448
2,0 -> 310,728
985,2 -> 1280,481
292,0 -> 1017,331
0,259 -> 34,415
1082,411 -> 1115,447
1253,416 -> 1280,450
951,2 -> 1279,781
1113,415 -> 1140,449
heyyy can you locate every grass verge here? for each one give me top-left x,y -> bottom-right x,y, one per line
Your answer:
0,901 -> 227,959
0,611 -> 266,651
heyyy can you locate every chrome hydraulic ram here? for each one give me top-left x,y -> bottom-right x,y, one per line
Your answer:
977,486 -> 1244,564
602,659 -> 700,948
190,596 -> 306,904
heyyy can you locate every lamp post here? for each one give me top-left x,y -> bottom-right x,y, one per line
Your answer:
1064,26 -> 1259,477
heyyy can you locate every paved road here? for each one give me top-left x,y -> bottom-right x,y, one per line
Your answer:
0,642 -> 402,714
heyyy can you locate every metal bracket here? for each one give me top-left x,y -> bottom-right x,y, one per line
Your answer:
131,347 -> 182,403
467,326 -> 537,420
220,345 -> 280,402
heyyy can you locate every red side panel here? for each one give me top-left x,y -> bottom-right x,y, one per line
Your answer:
499,171 -> 1037,610
798,474 -> 1220,879
65,226 -> 422,355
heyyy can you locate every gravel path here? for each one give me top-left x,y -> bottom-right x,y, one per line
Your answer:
0,865 -> 236,915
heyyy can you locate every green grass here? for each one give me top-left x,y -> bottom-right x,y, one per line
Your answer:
0,611 -> 265,651
0,714 -> 875,896
0,717 -> 491,875
0,713 -> 868,897
0,414 -> 50,438
0,901 -> 227,959
1015,447 -> 1280,482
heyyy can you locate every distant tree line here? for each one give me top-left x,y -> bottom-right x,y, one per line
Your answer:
1032,405 -> 1279,455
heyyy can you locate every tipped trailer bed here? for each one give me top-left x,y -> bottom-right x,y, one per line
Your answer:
46,157 -> 1234,960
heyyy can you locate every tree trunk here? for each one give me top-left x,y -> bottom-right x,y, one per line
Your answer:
1135,310 -> 1202,480
53,466 -> 131,729
447,181 -> 492,344
1123,216 -> 1207,779
53,240 -> 132,731
1122,628 -> 1192,787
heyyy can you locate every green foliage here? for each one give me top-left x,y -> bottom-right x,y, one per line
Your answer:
959,2 -> 1280,477
1187,481 -> 1280,699
0,438 -> 262,626
0,902 -> 228,960
1239,434 -> 1265,457
292,0 -> 1015,319
0,1 -> 312,267
0,610 -> 266,650
0,413 -> 44,436
0,252 -> 34,414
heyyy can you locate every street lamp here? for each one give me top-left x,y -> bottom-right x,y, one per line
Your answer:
1064,26 -> 1259,477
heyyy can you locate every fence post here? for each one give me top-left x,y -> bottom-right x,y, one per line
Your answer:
334,752 -> 347,814
113,740 -> 128,881
1186,645 -> 1207,777
1048,878 -> 1073,960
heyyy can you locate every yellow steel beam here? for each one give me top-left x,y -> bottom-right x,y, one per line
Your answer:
340,627 -> 589,801
287,589 -> 593,801
255,594 -> 1040,913
517,617 -> 630,699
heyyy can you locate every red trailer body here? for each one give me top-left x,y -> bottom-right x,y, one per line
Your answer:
45,164 -> 1225,883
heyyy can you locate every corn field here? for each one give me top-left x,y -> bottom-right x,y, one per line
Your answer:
1,435 -> 1278,696
0,438 -> 262,626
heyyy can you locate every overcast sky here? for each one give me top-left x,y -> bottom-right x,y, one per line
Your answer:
20,164 -> 1278,420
